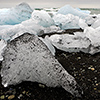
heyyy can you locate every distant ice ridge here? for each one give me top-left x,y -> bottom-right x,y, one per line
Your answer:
0,2 -> 33,25
57,5 -> 89,19
1,33 -> 83,97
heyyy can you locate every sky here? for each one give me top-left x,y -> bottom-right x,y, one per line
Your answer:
0,0 -> 100,8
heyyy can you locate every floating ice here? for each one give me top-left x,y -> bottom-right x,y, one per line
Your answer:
32,10 -> 55,27
53,14 -> 82,30
57,5 -> 89,19
0,2 -> 33,25
1,33 -> 83,97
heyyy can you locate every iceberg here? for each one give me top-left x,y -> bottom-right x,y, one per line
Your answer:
32,10 -> 55,27
0,2 -> 33,25
53,14 -> 84,30
57,5 -> 89,19
1,33 -> 83,97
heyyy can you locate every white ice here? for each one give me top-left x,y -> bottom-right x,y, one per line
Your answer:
32,10 -> 55,27
53,14 -> 87,30
49,34 -> 90,53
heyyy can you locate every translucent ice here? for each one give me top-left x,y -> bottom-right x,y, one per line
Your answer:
0,2 -> 33,25
57,5 -> 89,19
0,39 -> 7,61
76,8 -> 91,15
1,33 -> 83,97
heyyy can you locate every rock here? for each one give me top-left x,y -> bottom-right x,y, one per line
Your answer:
39,84 -> 45,88
0,95 -> 5,99
91,68 -> 95,71
1,33 -> 83,97
8,95 -> 15,100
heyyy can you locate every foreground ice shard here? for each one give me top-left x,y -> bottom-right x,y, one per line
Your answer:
1,33 -> 82,97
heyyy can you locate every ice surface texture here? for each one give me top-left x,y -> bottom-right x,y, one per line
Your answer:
0,40 -> 7,61
49,26 -> 100,55
0,2 -> 33,25
53,14 -> 83,30
49,34 -> 90,53
57,5 -> 89,19
1,33 -> 82,97
32,10 -> 55,27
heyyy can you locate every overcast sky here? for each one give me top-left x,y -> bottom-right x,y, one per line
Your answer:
0,0 -> 100,8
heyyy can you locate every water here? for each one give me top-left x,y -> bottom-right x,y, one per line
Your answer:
81,8 -> 100,14
35,8 -> 100,15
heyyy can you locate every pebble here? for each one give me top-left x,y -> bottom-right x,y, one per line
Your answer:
77,57 -> 81,60
94,88 -> 97,90
96,84 -> 98,86
18,94 -> 23,99
0,95 -> 5,99
22,91 -> 26,94
91,68 -> 95,71
8,95 -> 15,100
98,90 -> 100,93
39,84 -> 45,88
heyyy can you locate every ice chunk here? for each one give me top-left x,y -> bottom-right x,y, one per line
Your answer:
0,2 -> 33,25
32,10 -> 55,27
57,5 -> 89,19
49,34 -> 90,53
91,17 -> 100,28
1,33 -> 83,97
0,19 -> 44,41
0,39 -> 7,61
44,26 -> 62,33
53,14 -> 81,30
85,27 -> 100,47
79,19 -> 88,29
85,16 -> 96,26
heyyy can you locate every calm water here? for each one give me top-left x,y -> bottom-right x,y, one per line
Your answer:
81,8 -> 100,14
35,8 -> 100,15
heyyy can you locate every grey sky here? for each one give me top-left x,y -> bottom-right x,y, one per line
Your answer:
0,0 -> 100,8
